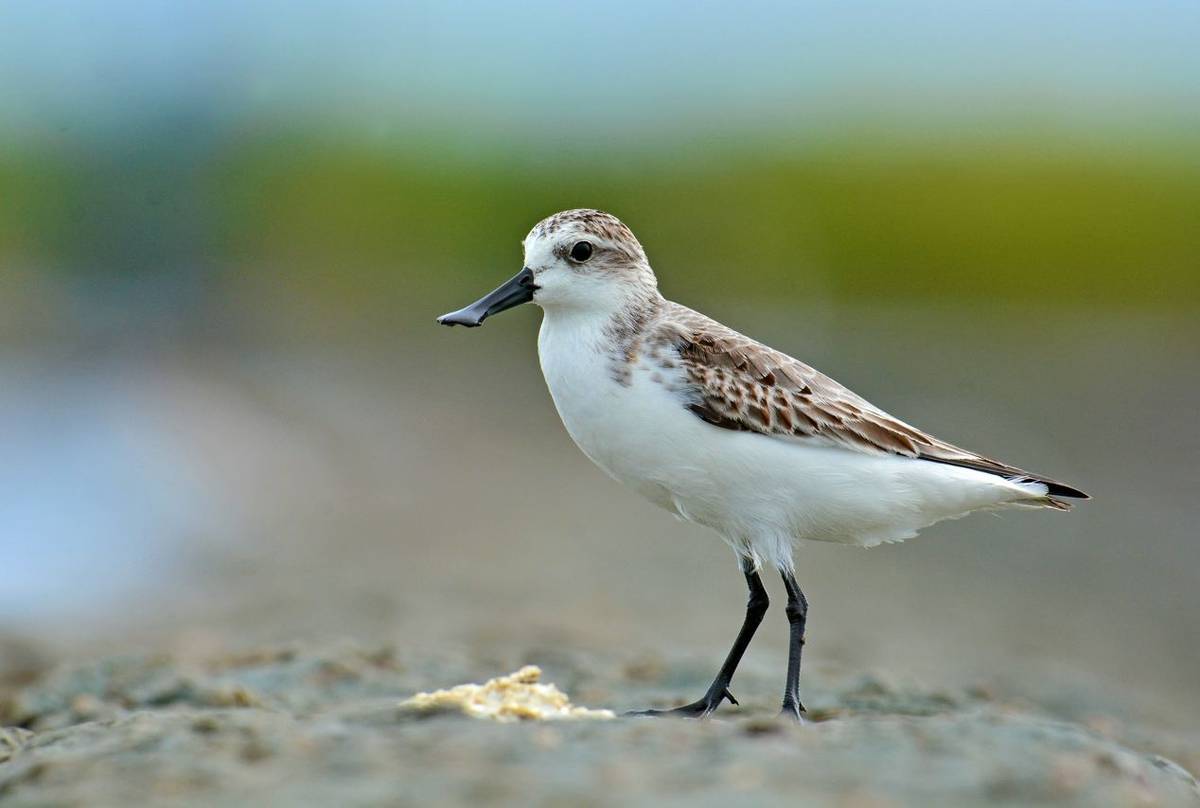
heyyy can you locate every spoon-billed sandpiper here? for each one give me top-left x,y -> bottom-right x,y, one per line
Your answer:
437,209 -> 1087,719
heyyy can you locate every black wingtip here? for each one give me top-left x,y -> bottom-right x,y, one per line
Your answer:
1005,475 -> 1089,500
922,455 -> 1089,500
1043,481 -> 1090,500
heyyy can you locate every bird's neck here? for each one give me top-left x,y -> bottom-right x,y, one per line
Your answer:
539,288 -> 663,352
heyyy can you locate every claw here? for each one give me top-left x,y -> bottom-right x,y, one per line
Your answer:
626,686 -> 734,719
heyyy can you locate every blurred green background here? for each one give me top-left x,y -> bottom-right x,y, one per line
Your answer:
1,1 -> 1198,728
3,1 -> 1198,337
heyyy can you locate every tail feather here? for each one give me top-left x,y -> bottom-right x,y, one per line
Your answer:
1007,493 -> 1073,511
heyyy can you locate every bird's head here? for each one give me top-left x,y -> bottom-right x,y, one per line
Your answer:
437,209 -> 656,327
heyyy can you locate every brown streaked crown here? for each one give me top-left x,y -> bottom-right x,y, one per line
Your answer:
528,209 -> 648,266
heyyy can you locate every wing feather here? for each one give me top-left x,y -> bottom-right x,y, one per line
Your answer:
655,302 -> 1087,500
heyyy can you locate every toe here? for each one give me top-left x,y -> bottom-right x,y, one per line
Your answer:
779,702 -> 806,722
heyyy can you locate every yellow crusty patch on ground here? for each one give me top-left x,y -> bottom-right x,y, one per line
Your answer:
399,665 -> 615,722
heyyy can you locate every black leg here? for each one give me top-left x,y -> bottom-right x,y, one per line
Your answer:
630,556 -> 768,718
780,569 -> 808,720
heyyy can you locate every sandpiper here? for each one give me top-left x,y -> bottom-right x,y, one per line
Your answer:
438,209 -> 1088,719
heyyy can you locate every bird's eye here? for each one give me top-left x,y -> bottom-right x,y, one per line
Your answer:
569,241 -> 593,262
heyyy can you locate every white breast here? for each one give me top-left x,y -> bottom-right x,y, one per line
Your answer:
537,310 -> 696,511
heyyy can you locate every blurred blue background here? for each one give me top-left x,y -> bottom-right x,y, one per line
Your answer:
1,1 -> 1197,727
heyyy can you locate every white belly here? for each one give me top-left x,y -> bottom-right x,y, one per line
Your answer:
536,312 -> 1045,569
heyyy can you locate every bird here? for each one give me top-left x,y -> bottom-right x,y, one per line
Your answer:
437,208 -> 1088,720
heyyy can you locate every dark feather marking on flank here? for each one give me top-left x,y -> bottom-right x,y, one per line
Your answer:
688,403 -> 753,432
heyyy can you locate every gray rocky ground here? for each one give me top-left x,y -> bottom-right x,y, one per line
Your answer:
1,641 -> 1197,807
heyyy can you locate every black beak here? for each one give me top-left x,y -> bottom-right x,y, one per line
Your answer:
437,267 -> 537,327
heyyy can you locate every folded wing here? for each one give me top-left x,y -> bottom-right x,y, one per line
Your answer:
655,303 -> 1088,501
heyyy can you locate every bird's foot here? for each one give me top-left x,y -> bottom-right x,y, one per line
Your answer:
779,697 -> 806,722
626,687 -> 738,719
